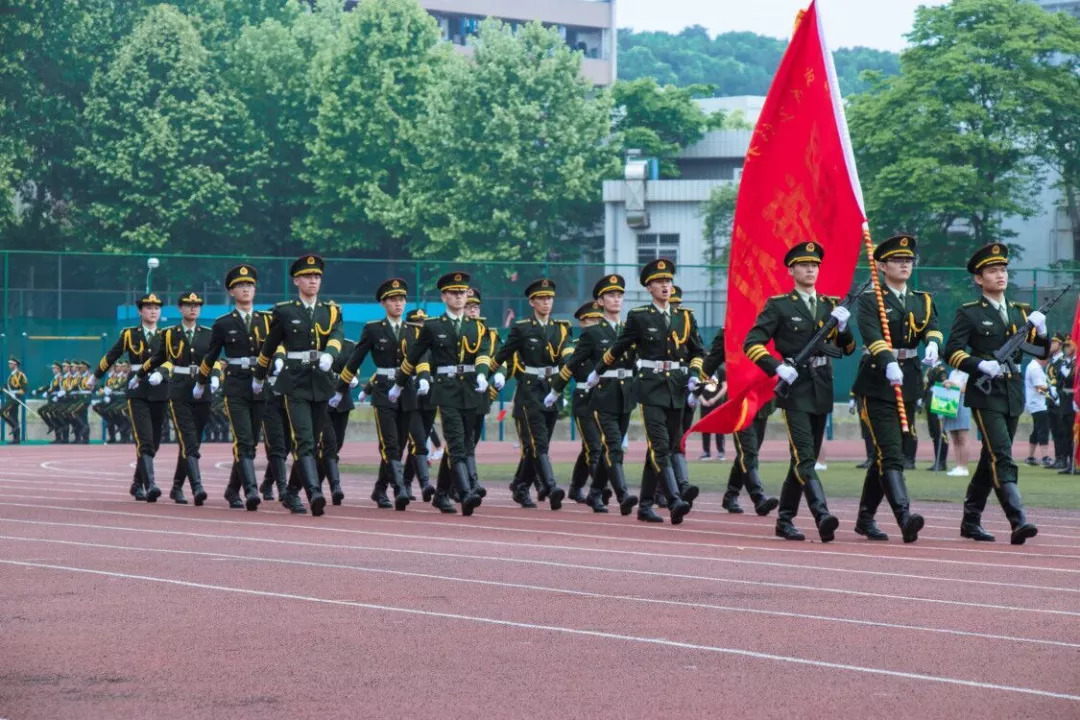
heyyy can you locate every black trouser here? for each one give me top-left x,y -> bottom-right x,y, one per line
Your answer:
519,402 -> 558,458
594,409 -> 630,470
639,404 -> 684,503
261,395 -> 289,465
725,414 -> 767,497
439,406 -> 475,466
575,414 -> 603,471
964,407 -> 1023,526
927,405 -> 949,464
404,408 -> 436,483
282,397 -> 327,459
1029,410 -> 1049,446
319,409 -> 349,462
128,398 -> 167,459
168,399 -> 210,461
223,394 -> 265,460
1059,408 -> 1076,463
861,396 -> 914,475
1,400 -> 18,440
374,405 -> 409,464
777,409 -> 828,524
472,411 -> 487,444
1049,406 -> 1063,458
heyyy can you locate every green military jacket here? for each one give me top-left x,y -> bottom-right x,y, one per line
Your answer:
95,326 -> 169,402
143,324 -> 217,403
595,304 -> 704,410
199,309 -> 274,401
743,291 -> 856,414
494,316 -> 573,412
396,313 -> 490,411
339,320 -> 430,411
254,300 -> 344,402
553,319 -> 636,415
853,287 -> 942,403
944,297 -> 1050,415
479,324 -> 501,414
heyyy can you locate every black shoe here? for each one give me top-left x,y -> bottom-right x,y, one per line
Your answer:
1011,523 -> 1038,545
421,483 -> 435,503
169,486 -> 188,505
903,459 -> 916,470
618,494 -> 639,516
669,498 -> 691,526
960,523 -> 995,542
817,514 -> 839,543
332,488 -> 345,506
245,494 -> 260,512
537,484 -> 550,502
461,492 -> 482,517
587,492 -> 609,513
901,514 -> 924,544
192,484 -> 207,507
548,487 -> 565,511
854,520 -> 888,541
721,497 -> 744,514
259,478 -> 276,501
282,491 -> 307,514
637,506 -> 663,523
926,463 -> 945,472
569,486 -> 588,504
680,485 -> 699,504
655,493 -> 669,509
130,482 -> 147,501
775,522 -> 805,541
855,459 -> 871,469
370,488 -> 393,509
754,497 -> 779,516
228,497 -> 244,509
1024,456 -> 1038,467
434,493 -> 457,514
601,488 -> 613,506
512,486 -> 538,508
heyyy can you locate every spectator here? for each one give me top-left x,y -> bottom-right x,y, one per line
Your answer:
1025,357 -> 1051,466
943,369 -> 971,477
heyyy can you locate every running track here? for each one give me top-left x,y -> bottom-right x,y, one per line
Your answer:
1,444 -> 1078,719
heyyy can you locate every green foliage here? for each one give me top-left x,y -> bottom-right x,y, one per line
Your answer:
701,182 -> 739,268
617,27 -> 900,97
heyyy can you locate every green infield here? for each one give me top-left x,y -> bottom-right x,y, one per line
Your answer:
341,461 -> 1080,510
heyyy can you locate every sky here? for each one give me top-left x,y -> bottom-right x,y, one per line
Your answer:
616,0 -> 948,52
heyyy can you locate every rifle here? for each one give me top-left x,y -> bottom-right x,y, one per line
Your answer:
975,284 -> 1073,395
2,387 -> 38,417
776,278 -> 872,399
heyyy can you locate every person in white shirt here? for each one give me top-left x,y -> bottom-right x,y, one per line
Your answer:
1025,357 -> 1050,466
942,369 -> 971,476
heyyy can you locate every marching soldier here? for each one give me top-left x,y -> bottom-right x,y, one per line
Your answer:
317,338 -> 356,506
851,234 -> 936,543
587,260 -> 703,524
140,291 -> 216,505
496,278 -> 571,511
466,289 -> 501,448
333,278 -> 417,511
945,243 -> 1050,544
400,308 -> 437,502
564,301 -> 607,508
89,293 -> 168,501
72,360 -> 94,443
35,362 -> 63,442
391,271 -> 489,516
704,329 -> 779,516
744,242 -> 855,541
924,360 -> 951,470
3,356 -> 27,443
1049,335 -> 1076,473
1045,334 -> 1065,468
259,353 -> 290,500
253,254 -> 344,517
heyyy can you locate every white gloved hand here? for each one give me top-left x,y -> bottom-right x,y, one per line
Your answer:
830,305 -> 851,332
885,361 -> 904,385
543,390 -> 559,408
349,375 -> 360,389
417,378 -> 430,396
776,363 -> 798,385
56,390 -> 66,398
1073,400 -> 1078,413
476,374 -> 489,394
1049,386 -> 1059,401
251,378 -> 264,394
388,384 -> 403,403
192,384 -> 205,400
923,341 -> 939,367
492,372 -> 506,390
273,358 -> 284,375
586,370 -> 600,389
210,376 -> 220,392
127,376 -> 140,390
103,387 -> 112,398
687,392 -> 699,409
848,398 -> 856,415
318,353 -> 333,372
329,391 -> 343,409
1028,310 -> 1047,336
687,376 -> 700,394
978,359 -> 1003,378
357,390 -> 368,404
85,375 -> 97,389
148,371 -> 163,386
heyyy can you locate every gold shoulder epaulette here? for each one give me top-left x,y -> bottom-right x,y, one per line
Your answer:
365,319 -> 382,325
275,300 -> 292,306
961,300 -> 980,307
629,305 -> 649,314
515,319 -> 531,325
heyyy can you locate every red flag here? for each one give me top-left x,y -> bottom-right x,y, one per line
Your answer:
688,1 -> 867,436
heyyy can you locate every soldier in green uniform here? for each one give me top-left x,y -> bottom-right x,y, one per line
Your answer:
464,288 -> 502,497
704,329 -> 779,516
588,260 -> 703,524
496,278 -> 572,511
259,358 -> 290,501
333,278 -> 418,511
744,242 -> 856,541
139,291 -> 216,505
945,243 -> 1050,544
561,301 -> 607,508
390,271 -> 488,516
851,234 -> 937,543
89,293 -> 168,501
1049,336 -> 1076,473
1045,334 -> 1065,468
315,338 -> 356,506
923,360 -> 951,470
3,356 -> 27,443
252,254 -> 344,516
35,362 -> 63,442
400,308 -> 437,502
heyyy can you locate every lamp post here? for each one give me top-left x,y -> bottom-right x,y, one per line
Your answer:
146,257 -> 159,295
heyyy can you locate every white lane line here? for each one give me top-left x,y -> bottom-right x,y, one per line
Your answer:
5,497 -> 1077,577
2,517 -> 1077,618
3,533 -> 1076,651
2,559 -> 1078,703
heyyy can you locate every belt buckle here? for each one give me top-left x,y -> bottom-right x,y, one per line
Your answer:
189,365 -> 198,375
307,350 -> 319,363
544,367 -> 555,378
239,357 -> 251,369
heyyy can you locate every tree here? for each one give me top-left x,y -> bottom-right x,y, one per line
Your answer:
77,5 -> 265,253
387,19 -> 618,264
611,78 -> 723,178
297,0 -> 446,254
702,182 -> 739,268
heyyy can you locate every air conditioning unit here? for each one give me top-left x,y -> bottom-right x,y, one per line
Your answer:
626,209 -> 650,229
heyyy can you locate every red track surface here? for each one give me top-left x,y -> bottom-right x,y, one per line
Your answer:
2,443 -> 1079,719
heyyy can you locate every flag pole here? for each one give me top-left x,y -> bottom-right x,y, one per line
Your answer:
862,225 -> 910,433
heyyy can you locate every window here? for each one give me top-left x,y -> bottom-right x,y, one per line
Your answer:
637,233 -> 679,266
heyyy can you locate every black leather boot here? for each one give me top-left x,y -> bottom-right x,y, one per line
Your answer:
586,489 -> 608,513
324,458 -> 345,506
994,482 -> 1038,545
271,457 -> 288,498
413,454 -> 435,503
259,465 -> 276,501
637,499 -> 663,523
960,479 -> 994,541
130,465 -> 147,501
775,474 -> 805,541
186,457 -> 208,506
744,469 -> 778,516
465,456 -> 486,498
454,461 -> 481,517
169,479 -> 188,504
721,489 -> 744,514
388,459 -> 409,511
608,463 -> 638,516
239,457 -> 261,511
140,455 -> 161,503
803,475 -> 838,542
854,471 -> 888,541
297,455 -> 326,516
370,462 -> 393,509
535,454 -> 565,511
568,454 -> 589,504
224,463 -> 244,509
881,469 -> 923,543
671,453 -> 699,506
511,473 -> 538,508
661,466 -> 690,525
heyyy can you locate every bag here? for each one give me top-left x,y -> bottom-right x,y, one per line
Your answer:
929,383 -> 960,418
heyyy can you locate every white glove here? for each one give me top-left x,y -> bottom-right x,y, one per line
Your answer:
687,393 -> 699,409
687,376 -> 700,394
127,376 -> 140,390
148,371 -> 163,386
1073,400 -> 1078,413
1049,386 -> 1059,401
357,390 -> 368,404
388,384 -> 403,403
349,375 -> 360,389
252,378 -> 264,394
417,378 -> 430,396
210,376 -> 220,392
103,387 -> 112,398
917,398 -> 924,410
1028,310 -> 1047,336
586,370 -> 600,389
329,391 -> 343,409
476,374 -> 489,393
192,384 -> 205,400
1062,365 -> 1072,378
273,358 -> 284,376
776,363 -> 798,385
885,361 -> 904,385
85,375 -> 97,389
318,353 -> 333,372
56,390 -> 66,398
492,372 -> 505,390
978,359 -> 1003,378
923,341 -> 939,367
848,398 -> 856,415
543,390 -> 559,408
830,305 -> 851,332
